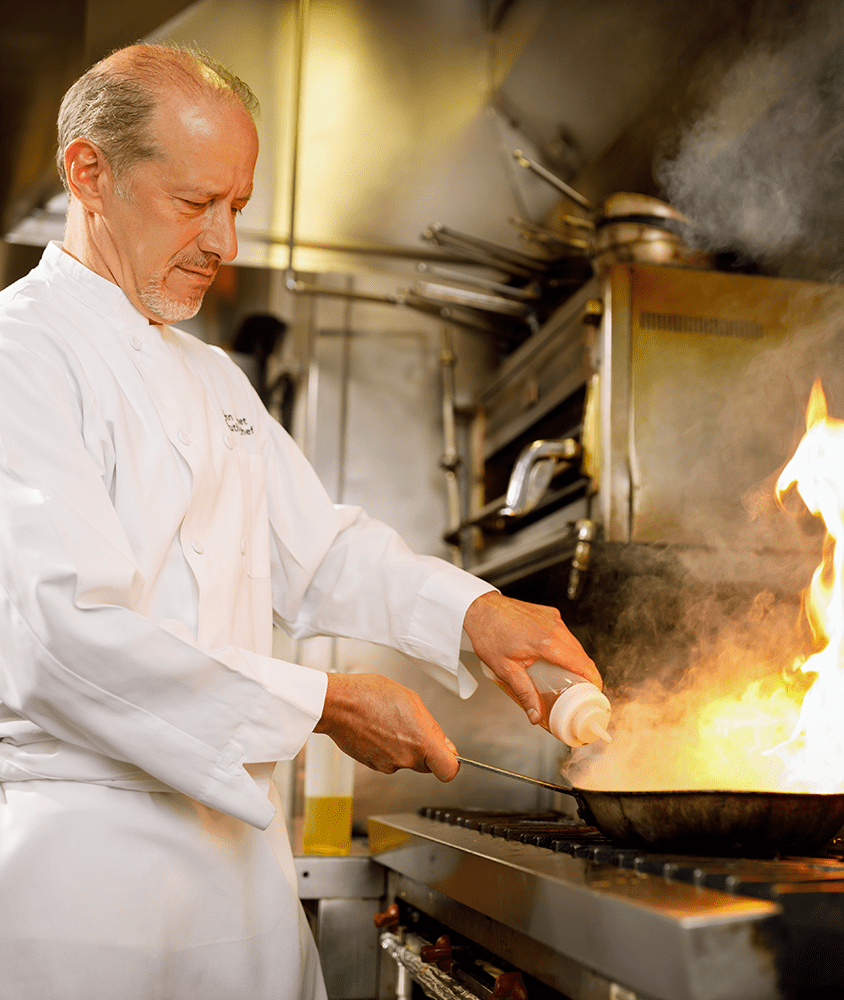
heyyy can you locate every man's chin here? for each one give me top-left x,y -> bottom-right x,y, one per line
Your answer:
138,289 -> 206,324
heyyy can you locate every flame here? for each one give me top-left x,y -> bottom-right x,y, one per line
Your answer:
770,379 -> 844,791
567,379 -> 844,794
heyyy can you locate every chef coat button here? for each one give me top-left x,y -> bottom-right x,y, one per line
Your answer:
240,538 -> 247,555
191,539 -> 204,555
178,430 -> 191,446
129,335 -> 142,351
224,434 -> 234,449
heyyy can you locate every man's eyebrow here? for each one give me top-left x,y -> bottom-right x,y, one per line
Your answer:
176,188 -> 253,203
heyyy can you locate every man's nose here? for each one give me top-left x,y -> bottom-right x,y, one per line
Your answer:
199,204 -> 239,262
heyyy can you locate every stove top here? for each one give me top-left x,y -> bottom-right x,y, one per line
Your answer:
418,805 -> 844,899
369,809 -> 844,1000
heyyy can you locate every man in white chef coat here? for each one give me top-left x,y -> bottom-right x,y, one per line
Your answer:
0,43 -> 600,1000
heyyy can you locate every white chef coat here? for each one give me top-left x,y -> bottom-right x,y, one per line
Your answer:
0,242 -> 494,1000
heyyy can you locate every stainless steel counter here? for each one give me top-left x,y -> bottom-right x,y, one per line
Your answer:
294,853 -> 386,900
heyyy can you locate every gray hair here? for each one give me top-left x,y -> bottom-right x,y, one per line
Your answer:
56,42 -> 259,194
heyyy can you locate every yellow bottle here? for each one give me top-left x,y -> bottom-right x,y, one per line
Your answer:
302,733 -> 355,856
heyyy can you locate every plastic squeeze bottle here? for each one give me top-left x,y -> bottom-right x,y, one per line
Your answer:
484,659 -> 612,747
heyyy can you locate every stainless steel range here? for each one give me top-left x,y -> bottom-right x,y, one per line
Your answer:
368,809 -> 844,1000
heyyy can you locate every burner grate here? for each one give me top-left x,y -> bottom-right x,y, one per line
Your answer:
419,806 -> 844,900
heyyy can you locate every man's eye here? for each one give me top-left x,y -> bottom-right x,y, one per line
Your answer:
183,200 -> 207,209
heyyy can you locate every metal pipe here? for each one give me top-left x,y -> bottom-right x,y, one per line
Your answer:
302,293 -> 319,465
509,215 -> 592,250
286,0 -> 310,277
336,276 -> 353,505
439,326 -> 463,567
287,278 -> 505,337
396,964 -> 412,1000
240,228 -> 485,265
510,212 -> 594,233
329,277 -> 354,676
286,277 -> 404,305
403,297 -> 506,335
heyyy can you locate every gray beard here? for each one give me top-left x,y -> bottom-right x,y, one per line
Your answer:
138,279 -> 207,323
137,256 -> 218,323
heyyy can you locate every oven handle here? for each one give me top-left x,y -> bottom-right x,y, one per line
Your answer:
500,438 -> 581,517
441,475 -> 589,545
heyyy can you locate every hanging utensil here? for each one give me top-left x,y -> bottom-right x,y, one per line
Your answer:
509,215 -> 591,254
408,281 -> 533,319
422,224 -> 550,277
511,152 -> 715,273
416,263 -> 541,302
512,150 -> 593,211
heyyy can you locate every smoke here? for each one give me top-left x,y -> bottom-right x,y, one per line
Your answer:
565,587 -> 822,792
565,589 -> 844,795
656,0 -> 844,280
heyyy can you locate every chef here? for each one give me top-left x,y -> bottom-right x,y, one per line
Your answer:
0,42 -> 600,1000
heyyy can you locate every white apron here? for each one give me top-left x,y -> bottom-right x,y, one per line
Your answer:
0,773 -> 326,1000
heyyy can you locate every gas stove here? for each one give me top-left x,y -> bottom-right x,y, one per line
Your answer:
368,808 -> 844,1000
417,805 -> 844,891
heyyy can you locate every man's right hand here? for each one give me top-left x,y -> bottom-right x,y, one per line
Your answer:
313,672 -> 460,782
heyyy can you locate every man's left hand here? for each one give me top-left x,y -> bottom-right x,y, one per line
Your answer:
462,591 -> 601,725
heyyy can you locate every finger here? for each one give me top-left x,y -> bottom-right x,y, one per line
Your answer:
493,663 -> 544,723
424,744 -> 460,782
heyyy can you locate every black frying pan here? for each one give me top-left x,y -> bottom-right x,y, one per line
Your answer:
456,756 -> 844,855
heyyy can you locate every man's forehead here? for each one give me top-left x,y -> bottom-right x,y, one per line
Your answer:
150,92 -> 258,170
153,88 -> 255,135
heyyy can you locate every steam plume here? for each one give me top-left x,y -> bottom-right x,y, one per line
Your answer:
656,0 -> 844,280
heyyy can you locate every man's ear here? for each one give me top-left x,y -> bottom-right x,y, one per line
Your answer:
63,138 -> 113,213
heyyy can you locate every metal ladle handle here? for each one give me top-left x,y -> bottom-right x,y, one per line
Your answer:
512,150 -> 593,212
456,755 -> 575,798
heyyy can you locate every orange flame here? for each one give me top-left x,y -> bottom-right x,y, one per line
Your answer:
771,379 -> 844,791
567,379 -> 844,794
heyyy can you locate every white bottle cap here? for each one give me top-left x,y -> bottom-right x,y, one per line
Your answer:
548,682 -> 612,747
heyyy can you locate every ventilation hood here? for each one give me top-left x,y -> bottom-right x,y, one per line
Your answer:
4,0 -> 734,279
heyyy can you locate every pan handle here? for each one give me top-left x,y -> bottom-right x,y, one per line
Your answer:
455,755 -> 577,799
456,755 -> 602,830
